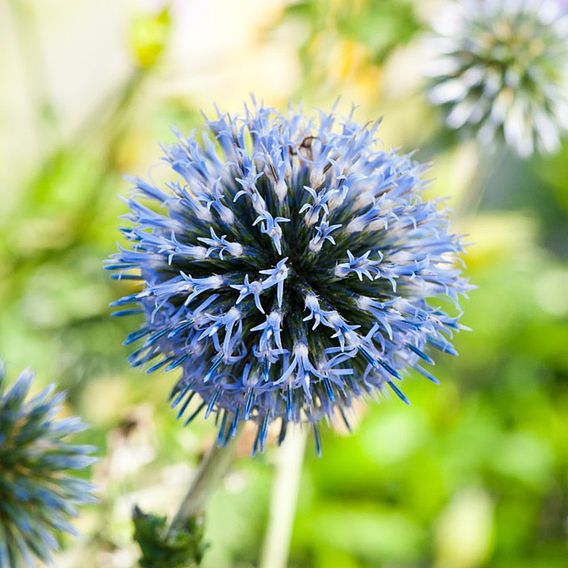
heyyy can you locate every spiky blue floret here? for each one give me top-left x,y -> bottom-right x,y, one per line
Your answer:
0,364 -> 96,567
426,0 -> 568,157
108,102 -> 470,454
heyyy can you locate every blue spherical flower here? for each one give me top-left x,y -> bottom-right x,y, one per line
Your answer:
108,103 -> 469,453
0,364 -> 96,567
427,0 -> 568,157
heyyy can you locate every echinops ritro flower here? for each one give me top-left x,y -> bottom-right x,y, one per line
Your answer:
427,0 -> 568,157
108,102 -> 469,454
0,364 -> 96,567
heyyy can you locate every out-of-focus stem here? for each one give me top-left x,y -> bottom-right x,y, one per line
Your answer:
259,428 -> 308,568
455,140 -> 485,218
8,0 -> 59,150
168,433 -> 241,535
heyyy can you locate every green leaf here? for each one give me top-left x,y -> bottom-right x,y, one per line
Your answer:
132,505 -> 208,568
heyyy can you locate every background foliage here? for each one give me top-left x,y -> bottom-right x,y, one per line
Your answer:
1,0 -> 567,566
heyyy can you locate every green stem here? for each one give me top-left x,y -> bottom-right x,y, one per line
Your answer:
8,0 -> 59,151
455,140 -> 486,218
259,428 -> 307,568
168,433 -> 241,536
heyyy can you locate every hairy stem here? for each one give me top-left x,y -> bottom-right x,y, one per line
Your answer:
169,433 -> 241,535
259,428 -> 308,568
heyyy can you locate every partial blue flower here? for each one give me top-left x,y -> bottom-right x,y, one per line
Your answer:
427,0 -> 568,157
108,102 -> 469,454
0,363 -> 96,567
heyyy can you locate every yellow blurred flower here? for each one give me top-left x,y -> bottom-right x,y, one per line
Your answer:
128,7 -> 171,69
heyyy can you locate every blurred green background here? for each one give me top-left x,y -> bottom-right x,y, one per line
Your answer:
1,1 -> 567,566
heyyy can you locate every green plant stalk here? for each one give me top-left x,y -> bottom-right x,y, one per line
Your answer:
8,0 -> 59,149
259,428 -> 308,568
169,432 -> 241,536
133,433 -> 241,567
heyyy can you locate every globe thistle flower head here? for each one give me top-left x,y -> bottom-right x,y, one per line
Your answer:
427,0 -> 568,157
0,364 -> 96,567
108,102 -> 469,454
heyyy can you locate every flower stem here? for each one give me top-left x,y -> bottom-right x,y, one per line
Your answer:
455,140 -> 486,218
259,428 -> 307,568
169,433 -> 241,535
7,0 -> 59,154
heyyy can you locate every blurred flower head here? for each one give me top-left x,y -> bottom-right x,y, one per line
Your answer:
427,0 -> 568,157
0,364 -> 96,567
108,102 -> 469,453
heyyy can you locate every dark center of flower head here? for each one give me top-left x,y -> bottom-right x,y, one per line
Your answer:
108,103 -> 469,454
